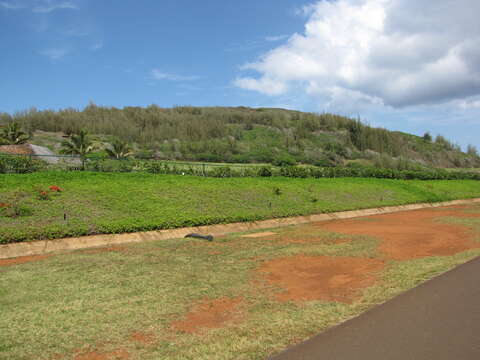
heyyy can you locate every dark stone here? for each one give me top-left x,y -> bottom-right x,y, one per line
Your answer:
184,233 -> 214,241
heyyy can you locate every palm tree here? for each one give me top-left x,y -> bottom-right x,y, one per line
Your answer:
60,130 -> 95,170
105,138 -> 132,159
0,122 -> 31,145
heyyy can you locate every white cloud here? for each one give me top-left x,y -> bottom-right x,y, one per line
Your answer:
40,48 -> 68,60
0,0 -> 78,12
151,69 -> 201,82
236,0 -> 480,109
264,35 -> 289,42
234,76 -> 287,96
0,1 -> 25,9
32,1 -> 78,13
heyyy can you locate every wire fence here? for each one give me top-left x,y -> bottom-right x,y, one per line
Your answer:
0,152 -> 277,176
3,152 -> 480,181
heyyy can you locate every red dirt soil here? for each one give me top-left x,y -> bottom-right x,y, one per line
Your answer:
258,256 -> 385,303
0,144 -> 33,155
129,332 -> 155,345
73,350 -> 129,360
318,207 -> 480,261
0,255 -> 51,267
171,297 -> 243,333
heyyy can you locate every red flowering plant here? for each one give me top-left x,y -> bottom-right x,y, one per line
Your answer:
38,190 -> 50,200
35,185 -> 63,200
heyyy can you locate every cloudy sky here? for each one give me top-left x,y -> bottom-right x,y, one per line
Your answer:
1,0 -> 479,148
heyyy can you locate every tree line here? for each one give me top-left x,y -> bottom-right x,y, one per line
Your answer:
0,104 -> 478,168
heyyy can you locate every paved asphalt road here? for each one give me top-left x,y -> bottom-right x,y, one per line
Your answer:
271,256 -> 480,360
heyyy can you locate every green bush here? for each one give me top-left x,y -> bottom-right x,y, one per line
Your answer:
257,166 -> 273,177
280,166 -> 309,178
272,155 -> 296,167
145,161 -> 167,174
0,156 -> 44,174
210,166 -> 233,178
0,158 -> 5,173
87,159 -> 136,173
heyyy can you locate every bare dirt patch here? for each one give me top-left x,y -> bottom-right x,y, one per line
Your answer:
258,256 -> 384,303
0,255 -> 51,267
129,332 -> 155,345
0,144 -> 33,155
171,297 -> 243,334
208,251 -> 222,255
318,207 -> 480,261
242,232 -> 277,238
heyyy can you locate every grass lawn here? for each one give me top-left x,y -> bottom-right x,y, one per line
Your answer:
2,172 -> 480,244
1,204 -> 480,360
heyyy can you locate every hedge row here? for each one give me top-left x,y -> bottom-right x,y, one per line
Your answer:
0,156 -> 45,174
87,159 -> 480,181
2,155 -> 480,181
278,165 -> 480,180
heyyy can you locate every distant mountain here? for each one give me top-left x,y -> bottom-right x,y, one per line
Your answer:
1,105 -> 478,169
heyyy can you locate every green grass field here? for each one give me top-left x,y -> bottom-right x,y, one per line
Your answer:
1,171 -> 480,244
1,205 -> 479,360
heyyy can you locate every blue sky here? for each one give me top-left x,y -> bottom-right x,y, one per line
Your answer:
0,0 -> 307,110
1,0 -> 480,149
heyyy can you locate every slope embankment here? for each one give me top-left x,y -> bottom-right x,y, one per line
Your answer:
1,172 -> 480,246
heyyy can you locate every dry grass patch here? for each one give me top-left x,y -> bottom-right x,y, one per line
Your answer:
1,205 -> 480,360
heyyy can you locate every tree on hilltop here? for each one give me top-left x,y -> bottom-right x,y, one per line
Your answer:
422,132 -> 432,142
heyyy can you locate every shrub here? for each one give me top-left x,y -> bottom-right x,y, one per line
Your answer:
38,190 -> 50,200
0,156 -> 43,174
257,166 -> 273,177
280,166 -> 309,178
314,157 -> 336,167
211,166 -> 233,178
272,155 -> 296,167
145,161 -> 166,174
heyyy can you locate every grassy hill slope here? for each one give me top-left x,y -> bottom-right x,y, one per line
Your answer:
2,172 -> 480,244
1,105 -> 478,168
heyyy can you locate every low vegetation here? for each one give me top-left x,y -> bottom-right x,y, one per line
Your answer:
1,205 -> 479,360
3,153 -> 480,183
2,171 -> 480,244
2,105 -> 479,168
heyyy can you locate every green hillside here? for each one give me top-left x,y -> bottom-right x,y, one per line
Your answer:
1,105 -> 478,168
